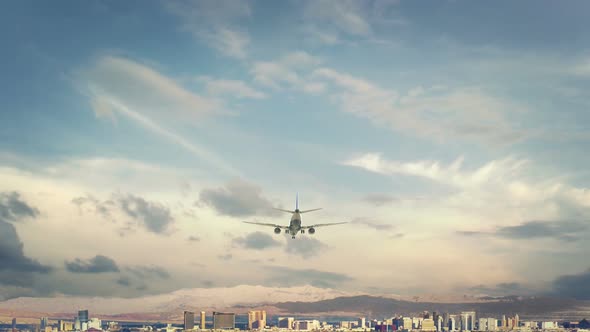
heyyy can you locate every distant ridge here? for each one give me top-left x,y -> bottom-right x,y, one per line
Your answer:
2,287 -> 590,322
275,295 -> 590,321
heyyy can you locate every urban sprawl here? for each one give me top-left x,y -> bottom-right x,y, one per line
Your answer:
4,309 -> 590,332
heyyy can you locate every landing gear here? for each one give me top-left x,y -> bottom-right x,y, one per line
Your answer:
291,236 -> 295,239
301,229 -> 305,234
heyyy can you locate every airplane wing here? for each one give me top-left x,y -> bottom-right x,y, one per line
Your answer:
302,222 -> 348,228
242,221 -> 289,229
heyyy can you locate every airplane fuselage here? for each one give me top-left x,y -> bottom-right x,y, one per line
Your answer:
288,211 -> 302,238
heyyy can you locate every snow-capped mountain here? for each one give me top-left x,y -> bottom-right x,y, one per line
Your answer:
0,285 -> 358,315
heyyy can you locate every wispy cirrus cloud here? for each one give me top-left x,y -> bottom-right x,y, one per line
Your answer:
166,0 -> 251,59
344,153 -> 590,233
81,55 -> 237,175
251,51 -> 324,92
199,77 -> 266,99
313,68 -> 526,144
351,217 -> 394,231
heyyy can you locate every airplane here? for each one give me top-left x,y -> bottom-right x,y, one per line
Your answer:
243,194 -> 347,239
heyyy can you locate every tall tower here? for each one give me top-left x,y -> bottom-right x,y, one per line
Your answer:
78,310 -> 89,324
200,311 -> 206,330
248,310 -> 267,329
12,318 -> 17,332
184,311 -> 195,330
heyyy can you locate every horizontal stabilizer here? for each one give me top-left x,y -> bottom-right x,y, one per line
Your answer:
300,208 -> 322,214
273,208 -> 295,214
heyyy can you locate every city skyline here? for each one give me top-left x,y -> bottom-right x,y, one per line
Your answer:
2,0 -> 590,302
2,307 -> 587,331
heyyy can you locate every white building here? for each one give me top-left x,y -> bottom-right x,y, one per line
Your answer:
88,318 -> 102,330
294,320 -> 320,331
278,317 -> 295,330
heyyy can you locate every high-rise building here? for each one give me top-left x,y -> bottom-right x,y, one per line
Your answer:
487,318 -> 497,331
248,310 -> 267,330
87,318 -> 101,330
436,316 -> 444,332
278,317 -> 295,330
212,312 -> 235,330
358,318 -> 366,329
40,317 -> 49,330
514,315 -> 519,329
200,312 -> 206,329
448,315 -> 458,331
403,317 -> 413,330
460,312 -> 476,331
78,310 -> 89,324
184,311 -> 195,330
422,319 -> 436,331
293,320 -> 320,331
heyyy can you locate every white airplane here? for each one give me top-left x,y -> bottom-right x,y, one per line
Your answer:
243,195 -> 347,239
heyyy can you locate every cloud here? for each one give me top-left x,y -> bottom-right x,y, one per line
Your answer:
82,56 -> 236,175
0,220 -> 52,287
362,193 -> 397,206
302,0 -> 404,45
200,77 -> 266,99
65,255 -> 120,274
495,220 -> 589,241
85,56 -> 221,121
351,218 -> 394,231
458,220 -> 590,242
233,232 -> 282,250
127,265 -> 170,280
468,282 -> 531,296
251,51 -> 321,90
116,276 -> 132,287
72,192 -> 176,234
166,0 -> 251,58
314,68 -> 526,144
285,237 -> 327,259
265,266 -> 353,288
72,194 -> 116,220
553,268 -> 590,300
187,235 -> 200,242
0,192 -> 39,222
344,153 -> 529,189
218,254 -> 233,261
117,194 -> 174,234
304,0 -> 371,37
199,179 -> 279,217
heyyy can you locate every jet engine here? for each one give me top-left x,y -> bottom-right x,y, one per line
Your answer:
308,227 -> 315,234
274,227 -> 281,234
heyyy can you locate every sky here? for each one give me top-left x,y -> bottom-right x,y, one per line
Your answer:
2,0 -> 590,302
